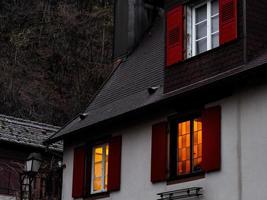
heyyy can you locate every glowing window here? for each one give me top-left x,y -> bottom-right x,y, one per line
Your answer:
177,118 -> 202,175
91,144 -> 109,194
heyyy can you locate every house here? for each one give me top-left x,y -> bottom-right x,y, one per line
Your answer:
0,114 -> 62,200
46,0 -> 267,200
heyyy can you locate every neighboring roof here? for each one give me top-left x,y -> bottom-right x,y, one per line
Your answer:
0,114 -> 62,151
47,13 -> 267,143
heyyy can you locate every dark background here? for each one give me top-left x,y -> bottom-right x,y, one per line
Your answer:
0,0 -> 114,126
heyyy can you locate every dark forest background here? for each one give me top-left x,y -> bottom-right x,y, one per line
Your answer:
0,0 -> 114,125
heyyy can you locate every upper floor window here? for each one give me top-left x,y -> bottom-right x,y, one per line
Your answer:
166,0 -> 237,67
190,0 -> 219,57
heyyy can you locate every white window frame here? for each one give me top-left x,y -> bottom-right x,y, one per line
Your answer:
189,0 -> 219,57
90,144 -> 108,194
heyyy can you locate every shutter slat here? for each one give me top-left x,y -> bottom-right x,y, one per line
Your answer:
166,5 -> 184,67
219,0 -> 237,44
72,146 -> 86,198
151,122 -> 168,183
202,106 -> 221,172
107,136 -> 122,191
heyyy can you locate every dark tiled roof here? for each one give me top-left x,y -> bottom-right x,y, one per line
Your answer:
49,13 -> 166,140
0,114 -> 62,151
48,13 -> 267,142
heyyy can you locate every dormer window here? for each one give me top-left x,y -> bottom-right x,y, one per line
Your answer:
189,0 -> 219,57
166,0 -> 237,67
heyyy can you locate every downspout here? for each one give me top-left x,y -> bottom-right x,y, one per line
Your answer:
237,95 -> 242,200
243,0 -> 247,64
238,3 -> 247,199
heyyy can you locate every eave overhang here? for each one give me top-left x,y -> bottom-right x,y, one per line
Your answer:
45,56 -> 267,145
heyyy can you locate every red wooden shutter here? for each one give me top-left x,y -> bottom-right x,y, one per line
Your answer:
85,145 -> 92,196
72,146 -> 86,198
151,122 -> 168,183
166,5 -> 184,67
202,106 -> 221,172
219,0 -> 237,45
108,136 -> 122,191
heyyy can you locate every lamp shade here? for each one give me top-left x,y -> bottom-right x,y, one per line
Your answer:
25,153 -> 42,173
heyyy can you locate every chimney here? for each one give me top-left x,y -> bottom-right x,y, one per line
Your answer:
113,0 -> 162,59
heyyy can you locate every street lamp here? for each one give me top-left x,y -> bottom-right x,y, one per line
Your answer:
25,153 -> 42,174
21,153 -> 42,200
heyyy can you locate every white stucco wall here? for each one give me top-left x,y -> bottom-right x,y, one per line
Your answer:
239,85 -> 267,200
62,83 -> 267,200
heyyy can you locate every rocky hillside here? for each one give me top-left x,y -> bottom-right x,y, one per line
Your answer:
0,0 -> 113,125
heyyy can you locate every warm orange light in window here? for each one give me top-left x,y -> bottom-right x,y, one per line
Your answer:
104,145 -> 109,190
177,119 -> 202,175
92,144 -> 109,193
193,118 -> 202,171
177,120 -> 191,175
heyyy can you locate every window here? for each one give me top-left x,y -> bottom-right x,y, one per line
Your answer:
166,0 -> 237,66
169,115 -> 203,179
151,106 -> 221,183
91,144 -> 109,194
72,136 -> 121,198
189,0 -> 219,57
177,119 -> 202,175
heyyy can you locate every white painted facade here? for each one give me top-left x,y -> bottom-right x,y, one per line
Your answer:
62,83 -> 267,200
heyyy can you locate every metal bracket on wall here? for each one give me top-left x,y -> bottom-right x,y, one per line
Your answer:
157,187 -> 203,200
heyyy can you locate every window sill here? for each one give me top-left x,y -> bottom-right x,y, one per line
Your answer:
84,192 -> 110,200
167,171 -> 205,185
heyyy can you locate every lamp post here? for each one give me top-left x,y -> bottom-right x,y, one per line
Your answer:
21,153 -> 42,200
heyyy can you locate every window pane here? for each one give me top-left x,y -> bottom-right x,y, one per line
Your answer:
194,119 -> 202,131
196,4 -> 207,23
196,38 -> 207,54
193,119 -> 202,172
94,162 -> 102,177
196,21 -> 207,40
104,145 -> 109,190
93,177 -> 102,192
177,121 -> 191,175
179,121 -> 190,135
212,33 -> 219,48
212,16 -> 219,33
211,0 -> 219,16
94,147 -> 103,162
106,145 -> 109,157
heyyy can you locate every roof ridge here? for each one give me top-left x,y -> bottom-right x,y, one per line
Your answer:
0,114 -> 60,131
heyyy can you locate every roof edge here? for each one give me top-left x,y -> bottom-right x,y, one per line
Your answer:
0,114 -> 60,131
44,59 -> 123,144
47,58 -> 267,144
